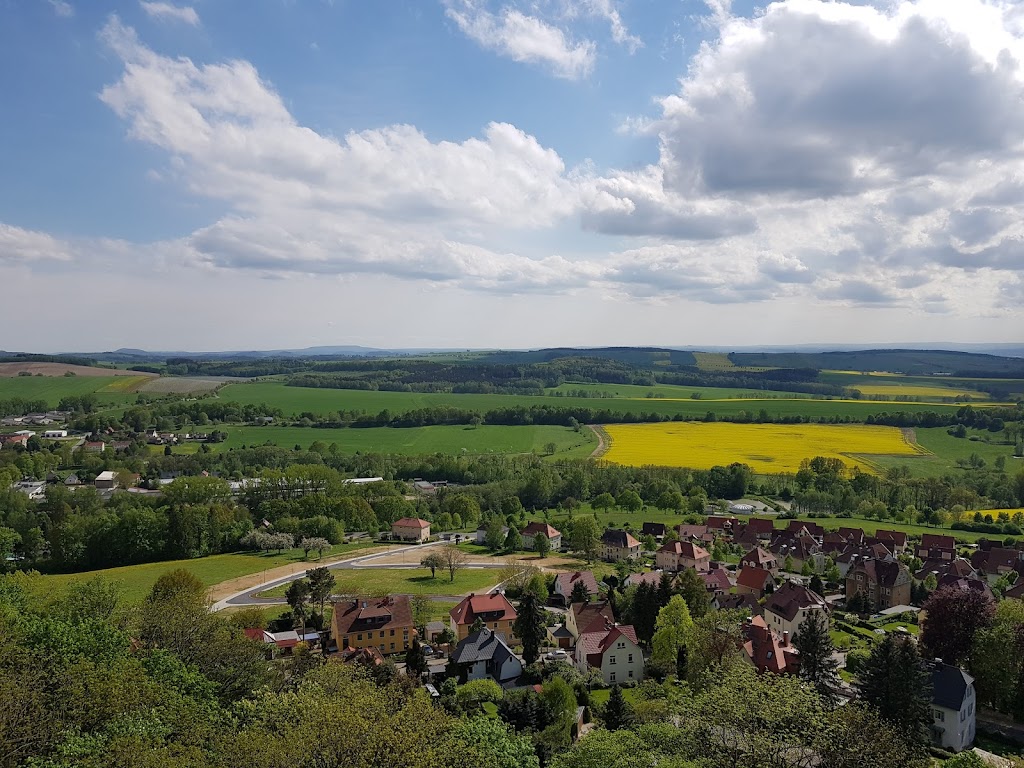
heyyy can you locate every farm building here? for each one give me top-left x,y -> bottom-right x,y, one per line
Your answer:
42,430 -> 68,439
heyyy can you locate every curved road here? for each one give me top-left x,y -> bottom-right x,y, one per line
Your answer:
212,540 -> 507,611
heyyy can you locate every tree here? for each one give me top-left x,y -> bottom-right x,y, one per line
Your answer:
568,516 -> 600,563
484,517 -> 506,552
626,582 -> 660,646
300,536 -> 330,560
504,527 -> 523,552
534,531 -> 550,559
570,579 -> 592,605
616,490 -> 643,512
450,716 -> 539,768
969,598 -> 1024,716
650,595 -> 693,678
405,637 -> 428,679
0,527 -> 21,562
674,566 -> 711,618
920,586 -> 995,666
513,587 -> 547,664
306,566 -> 336,619
457,678 -> 504,713
148,568 -> 206,603
859,634 -> 933,746
441,544 -> 468,582
793,610 -> 840,704
286,579 -> 312,635
809,574 -> 824,597
815,704 -> 930,768
411,593 -> 432,630
592,493 -> 615,512
541,675 -> 578,726
421,551 -> 445,579
783,555 -> 795,572
602,684 -> 633,730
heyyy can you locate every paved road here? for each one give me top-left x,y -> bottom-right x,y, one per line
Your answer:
211,540 -> 507,611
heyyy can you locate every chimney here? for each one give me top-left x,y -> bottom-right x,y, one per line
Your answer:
782,631 -> 790,647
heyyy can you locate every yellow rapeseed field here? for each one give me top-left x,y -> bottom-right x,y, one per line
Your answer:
602,422 -> 925,474
852,384 -> 988,399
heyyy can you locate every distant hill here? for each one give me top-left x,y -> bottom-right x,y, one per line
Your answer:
730,349 -> 1024,376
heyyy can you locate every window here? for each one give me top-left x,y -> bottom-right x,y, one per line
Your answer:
628,654 -> 633,663
934,710 -> 945,721
380,631 -> 385,638
357,634 -> 362,641
629,670 -> 634,678
610,672 -> 616,683
390,629 -> 395,636
610,656 -> 616,665
494,623 -> 499,629
390,643 -> 395,651
617,641 -> 625,649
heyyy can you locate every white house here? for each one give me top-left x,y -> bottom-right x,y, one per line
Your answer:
931,663 -> 976,752
762,581 -> 829,638
520,522 -> 562,551
574,623 -> 644,686
42,430 -> 68,439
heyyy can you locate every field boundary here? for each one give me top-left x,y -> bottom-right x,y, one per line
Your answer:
588,424 -> 610,459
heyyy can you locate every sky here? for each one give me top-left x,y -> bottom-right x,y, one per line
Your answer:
2,0 -> 1024,352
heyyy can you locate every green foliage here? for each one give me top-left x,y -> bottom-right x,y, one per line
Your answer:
533,531 -> 550,558
650,595 -> 693,678
792,610 -> 840,703
858,634 -> 933,747
450,717 -> 540,768
601,684 -> 633,731
513,587 -> 547,665
456,678 -> 504,713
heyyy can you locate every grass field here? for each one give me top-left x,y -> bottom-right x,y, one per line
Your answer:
601,422 -> 924,474
219,381 -> 997,422
819,371 -> 1024,400
37,541 -> 377,604
0,375 -> 143,406
851,383 -> 989,399
693,352 -> 736,370
865,427 -> 1020,478
545,382 -> 811,400
255,568 -> 500,598
217,423 -> 596,458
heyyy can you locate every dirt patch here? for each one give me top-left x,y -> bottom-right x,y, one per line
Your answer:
0,363 -> 156,378
138,376 -> 249,394
205,545 -> 392,602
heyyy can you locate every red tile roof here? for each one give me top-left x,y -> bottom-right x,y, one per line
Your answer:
874,529 -> 908,547
555,570 -> 599,597
393,517 -> 431,529
658,541 -> 710,560
578,623 -> 639,668
743,615 -> 799,675
763,581 -> 828,622
521,521 -> 561,538
449,592 -> 517,626
572,600 -> 615,635
920,533 -> 955,551
332,595 -> 415,642
744,518 -> 775,535
700,568 -> 733,592
736,566 -> 774,592
741,547 -> 776,568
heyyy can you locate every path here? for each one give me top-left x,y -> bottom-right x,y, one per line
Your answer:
588,424 -> 609,459
212,540 -> 510,611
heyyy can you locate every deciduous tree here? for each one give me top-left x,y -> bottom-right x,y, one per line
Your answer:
920,585 -> 995,666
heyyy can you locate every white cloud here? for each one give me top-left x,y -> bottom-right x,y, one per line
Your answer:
49,0 -> 73,18
561,0 -> 642,53
139,1 -> 200,26
446,1 -> 596,79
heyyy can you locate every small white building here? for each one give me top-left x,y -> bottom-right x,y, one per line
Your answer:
94,470 -> 117,490
42,430 -> 68,439
931,663 -> 976,752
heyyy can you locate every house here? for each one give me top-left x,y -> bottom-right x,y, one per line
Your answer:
554,571 -> 600,604
874,529 -> 908,555
655,540 -> 710,572
42,430 -> 67,439
336,645 -> 386,668
835,545 -> 892,577
838,527 -> 865,546
412,479 -> 438,494
701,567 -> 733,598
936,576 -> 995,601
521,521 -> 562,551
641,522 -> 668,540
705,516 -> 740,536
333,595 -> 417,655
474,525 -> 508,544
84,441 -> 105,453
917,533 -> 956,562
970,547 -> 1024,583
740,546 -> 778,575
391,517 -> 431,542
735,567 -> 776,598
763,581 -> 829,637
63,473 -> 81,487
449,628 -> 523,683
270,630 -> 301,653
565,600 -> 615,641
94,471 -> 117,490
0,434 -> 29,449
769,535 -> 824,573
620,571 -> 659,590
601,529 -> 641,562
742,615 -> 799,675
846,557 -> 912,611
915,557 -> 978,582
675,523 -> 715,545
110,441 -> 132,452
1005,580 -> 1024,600
741,518 -> 775,540
715,592 -> 761,613
450,593 -> 517,643
574,622 -> 644,685
787,520 -> 825,540
931,662 -> 976,752
423,621 -> 447,644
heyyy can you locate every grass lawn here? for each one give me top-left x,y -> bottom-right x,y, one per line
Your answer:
217,423 -> 596,459
37,541 -> 377,604
588,687 -> 640,706
255,567 -> 501,598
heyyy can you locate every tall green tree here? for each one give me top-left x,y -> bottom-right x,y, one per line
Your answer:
602,684 -> 633,731
859,634 -> 933,747
513,587 -> 547,665
484,517 -> 507,552
650,595 -> 693,678
673,566 -> 710,618
405,637 -> 428,680
570,579 -> 591,605
568,516 -> 600,563
792,610 -> 840,704
286,579 -> 312,635
504,527 -> 523,552
306,566 -> 336,619
534,531 -> 550,559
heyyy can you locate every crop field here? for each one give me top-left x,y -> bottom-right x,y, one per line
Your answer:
601,422 -> 924,474
218,423 -> 596,457
865,427 -> 1020,478
96,375 -> 154,393
0,375 -> 143,407
218,381 -> 994,421
0,362 -> 153,378
544,382 -> 811,400
820,371 -> 1024,400
138,376 -> 246,394
850,383 -> 989,399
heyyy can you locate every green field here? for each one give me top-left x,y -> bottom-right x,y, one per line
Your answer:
861,426 -> 1020,478
217,423 -> 596,457
36,541 -> 377,604
255,567 -> 501,598
0,376 -> 142,407
819,371 -> 1024,400
544,382 -> 812,400
219,381 -> 994,421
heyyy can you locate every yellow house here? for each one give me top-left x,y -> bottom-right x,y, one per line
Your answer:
392,517 -> 431,542
332,595 -> 416,655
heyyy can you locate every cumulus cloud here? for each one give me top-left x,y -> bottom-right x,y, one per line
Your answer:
445,1 -> 596,79
139,2 -> 200,26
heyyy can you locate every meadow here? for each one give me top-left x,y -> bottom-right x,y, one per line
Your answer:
0,375 -> 143,408
819,371 -> 1024,400
213,423 -> 596,458
544,381 -> 812,400
601,422 -> 924,474
218,380 -> 992,421
255,567 -> 500,598
35,541 -> 378,604
865,426 -> 1021,478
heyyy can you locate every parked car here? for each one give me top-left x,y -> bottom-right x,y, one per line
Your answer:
544,650 -> 569,661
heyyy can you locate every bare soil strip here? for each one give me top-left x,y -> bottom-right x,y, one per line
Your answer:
588,424 -> 610,459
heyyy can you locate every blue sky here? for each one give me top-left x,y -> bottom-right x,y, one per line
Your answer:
1,0 -> 1023,351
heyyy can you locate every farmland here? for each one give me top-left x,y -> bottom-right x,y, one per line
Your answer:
217,380 -> 994,421
865,426 -> 1022,478
0,375 -> 144,407
216,423 -> 596,457
544,381 -> 812,400
601,422 -> 924,474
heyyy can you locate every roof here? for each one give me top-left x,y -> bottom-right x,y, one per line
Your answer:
742,615 -> 799,675
851,557 -> 907,587
937,576 -> 994,600
915,557 -> 976,581
521,521 -> 560,538
602,529 -> 640,549
571,600 -> 615,635
392,517 -> 430,529
920,533 -> 956,550
974,547 -> 1022,575
243,628 -> 273,643
658,540 -> 710,560
763,581 -> 828,622
741,547 -> 776,567
578,623 -> 639,667
450,628 -> 517,666
555,570 -> 600,596
337,646 -> 385,666
700,567 -> 733,592
450,593 -> 517,626
333,595 -> 415,640
874,529 -> 908,546
706,516 -> 738,530
1005,581 -> 1024,600
95,471 -> 116,481
838,527 -> 865,544
624,571 -> 663,588
931,663 -> 974,711
736,566 -> 774,591
744,518 -> 775,535
717,593 -> 761,613
642,522 -> 668,536
788,520 -> 824,537
271,630 -> 300,648
676,523 -> 711,540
